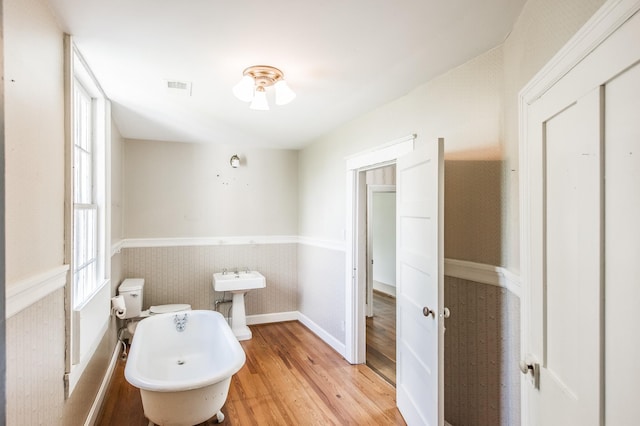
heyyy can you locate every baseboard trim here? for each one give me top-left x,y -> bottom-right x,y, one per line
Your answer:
297,312 -> 346,358
83,341 -> 122,426
247,311 -> 298,325
247,310 -> 346,358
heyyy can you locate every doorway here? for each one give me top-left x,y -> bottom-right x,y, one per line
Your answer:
345,136 -> 446,425
365,177 -> 396,385
344,134 -> 415,365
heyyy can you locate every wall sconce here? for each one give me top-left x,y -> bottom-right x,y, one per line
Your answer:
230,154 -> 241,168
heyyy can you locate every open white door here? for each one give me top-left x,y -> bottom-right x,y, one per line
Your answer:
396,138 -> 444,426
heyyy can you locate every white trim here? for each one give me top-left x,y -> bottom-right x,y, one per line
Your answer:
520,0 -> 640,105
345,135 -> 416,364
66,315 -> 109,395
83,341 -> 121,426
73,278 -> 110,311
246,311 -> 298,325
345,134 -> 415,171
111,239 -> 124,256
114,236 -> 344,251
444,259 -> 521,297
121,235 -> 299,249
68,281 -> 111,395
297,311 -> 346,357
297,236 -> 345,252
6,265 -> 69,318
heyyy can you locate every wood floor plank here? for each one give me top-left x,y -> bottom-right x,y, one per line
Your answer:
96,320 -> 405,426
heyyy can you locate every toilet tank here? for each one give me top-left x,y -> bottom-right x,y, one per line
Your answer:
118,278 -> 144,319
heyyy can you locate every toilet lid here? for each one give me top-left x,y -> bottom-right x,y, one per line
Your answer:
150,304 -> 191,314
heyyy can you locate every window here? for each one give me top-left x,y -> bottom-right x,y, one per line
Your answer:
73,81 -> 99,308
64,39 -> 111,395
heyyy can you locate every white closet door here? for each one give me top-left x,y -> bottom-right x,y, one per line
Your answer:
521,4 -> 640,425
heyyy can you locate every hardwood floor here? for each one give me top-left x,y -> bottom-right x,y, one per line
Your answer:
366,290 -> 396,385
97,320 -> 406,425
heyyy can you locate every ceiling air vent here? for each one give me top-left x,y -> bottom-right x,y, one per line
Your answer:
164,80 -> 192,96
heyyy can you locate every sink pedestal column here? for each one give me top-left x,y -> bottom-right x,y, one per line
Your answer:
230,291 -> 252,340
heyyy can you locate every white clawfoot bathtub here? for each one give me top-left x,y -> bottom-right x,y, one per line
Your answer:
124,310 -> 246,426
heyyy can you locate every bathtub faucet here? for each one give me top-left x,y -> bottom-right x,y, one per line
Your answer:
174,313 -> 188,332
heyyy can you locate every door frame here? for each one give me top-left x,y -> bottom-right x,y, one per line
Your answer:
345,134 -> 415,364
518,0 -> 640,423
366,184 -> 396,318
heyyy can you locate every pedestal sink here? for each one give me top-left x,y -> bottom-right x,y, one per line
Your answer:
213,271 -> 266,340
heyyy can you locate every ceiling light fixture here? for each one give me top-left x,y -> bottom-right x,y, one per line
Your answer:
233,65 -> 296,111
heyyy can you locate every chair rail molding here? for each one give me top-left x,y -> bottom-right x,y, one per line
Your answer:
6,265 -> 69,318
444,258 -> 521,297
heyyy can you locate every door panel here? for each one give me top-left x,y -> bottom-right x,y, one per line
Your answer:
540,88 -> 602,425
604,60 -> 640,425
396,139 -> 444,426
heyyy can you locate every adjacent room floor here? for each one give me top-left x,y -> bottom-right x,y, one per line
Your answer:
366,290 -> 397,385
97,320 -> 406,425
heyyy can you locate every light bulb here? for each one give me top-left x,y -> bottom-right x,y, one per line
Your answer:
233,75 -> 255,102
250,87 -> 269,111
275,80 -> 296,105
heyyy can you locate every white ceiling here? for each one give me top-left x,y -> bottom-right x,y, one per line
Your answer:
47,0 -> 526,149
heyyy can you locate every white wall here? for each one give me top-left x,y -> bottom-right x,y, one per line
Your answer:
297,0 -> 607,347
4,0 -> 67,423
4,1 -> 131,423
111,122 -> 125,244
501,0 -> 606,272
297,47 -> 504,344
124,139 -> 298,238
372,191 -> 396,287
5,0 -> 65,284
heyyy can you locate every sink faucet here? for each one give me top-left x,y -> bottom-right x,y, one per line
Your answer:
222,268 -> 228,275
234,267 -> 239,277
244,267 -> 250,273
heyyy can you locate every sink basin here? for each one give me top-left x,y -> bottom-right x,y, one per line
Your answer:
213,271 -> 266,292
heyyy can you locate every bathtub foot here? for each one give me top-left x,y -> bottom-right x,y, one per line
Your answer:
216,411 -> 225,423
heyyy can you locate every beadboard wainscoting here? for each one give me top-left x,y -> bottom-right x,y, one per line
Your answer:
443,274 -> 521,426
121,240 -> 298,316
6,289 -> 66,425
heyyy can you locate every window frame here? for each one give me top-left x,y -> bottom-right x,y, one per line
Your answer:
64,37 -> 111,396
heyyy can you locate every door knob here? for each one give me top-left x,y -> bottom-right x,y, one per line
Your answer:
423,306 -> 435,318
519,359 -> 540,389
519,360 -> 534,374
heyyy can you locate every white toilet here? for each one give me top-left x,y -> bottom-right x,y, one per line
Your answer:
118,278 -> 191,334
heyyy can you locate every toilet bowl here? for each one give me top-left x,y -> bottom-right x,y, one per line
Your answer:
118,278 -> 191,335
